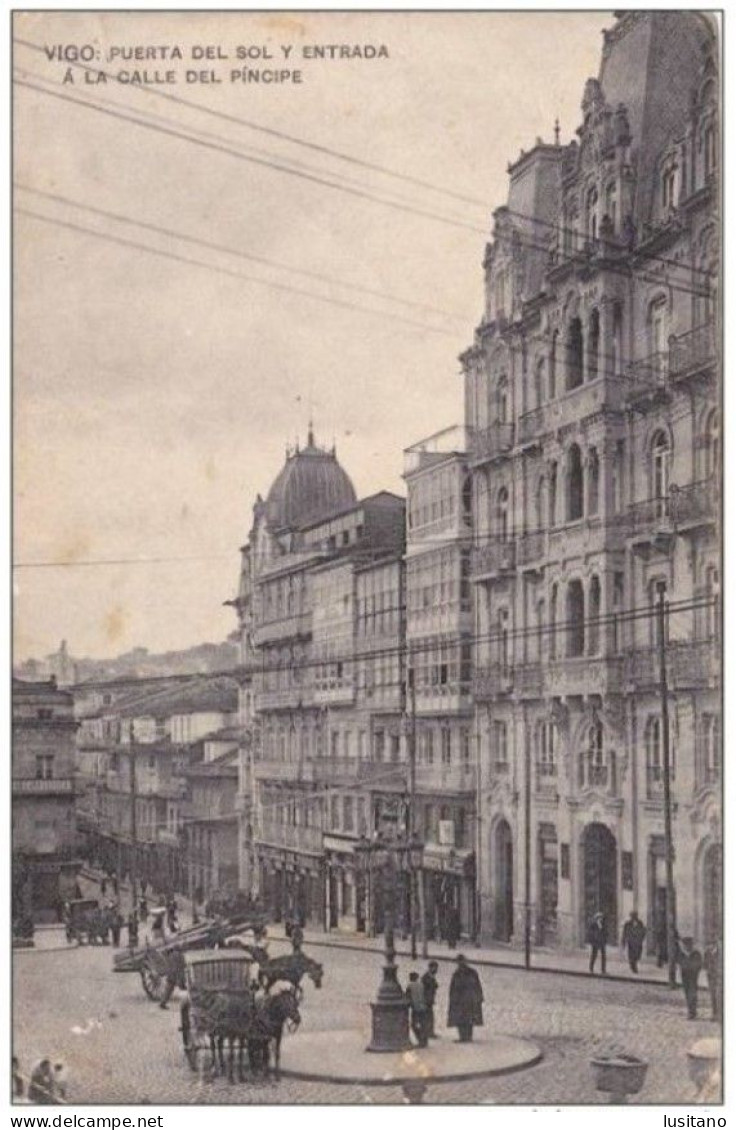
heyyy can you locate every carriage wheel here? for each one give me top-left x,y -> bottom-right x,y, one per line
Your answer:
140,962 -> 165,1001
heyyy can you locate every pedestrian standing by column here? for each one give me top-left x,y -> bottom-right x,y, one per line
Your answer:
421,961 -> 439,1038
110,905 -> 123,948
447,955 -> 484,1043
621,910 -> 646,973
587,911 -> 607,975
676,936 -> 703,1020
405,972 -> 429,1048
703,938 -> 722,1022
127,910 -> 139,950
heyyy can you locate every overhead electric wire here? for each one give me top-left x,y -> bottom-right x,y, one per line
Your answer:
15,182 -> 468,325
16,207 -> 461,338
14,74 -> 488,237
14,35 -> 490,211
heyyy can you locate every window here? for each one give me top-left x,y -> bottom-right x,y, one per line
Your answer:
702,714 -> 720,784
535,359 -> 545,408
587,448 -> 600,516
330,796 -> 340,829
662,166 -> 677,211
649,298 -> 668,361
461,730 -> 472,768
35,755 -> 54,780
612,440 -> 625,513
651,430 -> 671,516
645,716 -> 662,782
704,410 -> 719,478
496,487 -> 509,540
549,331 -> 558,399
588,576 -> 601,655
705,565 -> 719,640
550,583 -> 558,660
586,186 -> 598,242
538,721 -> 557,776
587,308 -> 600,381
497,378 -> 509,424
566,317 -> 584,390
605,182 -> 617,232
390,734 -> 400,763
36,708 -> 53,720
579,722 -> 606,788
704,124 -> 717,178
566,580 -> 585,657
374,730 -> 385,762
424,730 -> 435,766
441,729 -> 452,766
566,444 -> 584,521
494,721 -> 508,767
498,608 -> 510,671
549,462 -> 558,526
343,796 -> 354,832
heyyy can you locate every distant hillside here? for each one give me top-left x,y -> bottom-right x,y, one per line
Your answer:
14,638 -> 240,685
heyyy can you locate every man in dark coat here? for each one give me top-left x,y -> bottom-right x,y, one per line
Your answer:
447,954 -> 483,1042
421,961 -> 439,1038
676,935 -> 702,1020
703,939 -> 722,1022
587,911 -> 607,975
445,905 -> 461,950
621,910 -> 646,973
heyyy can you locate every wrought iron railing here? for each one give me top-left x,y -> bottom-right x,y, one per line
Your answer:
669,322 -> 716,379
470,422 -> 515,462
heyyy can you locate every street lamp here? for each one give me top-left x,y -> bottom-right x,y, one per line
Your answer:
355,832 -> 424,1053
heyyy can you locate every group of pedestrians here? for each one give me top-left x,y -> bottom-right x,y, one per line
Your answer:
586,908 -> 722,1022
12,1057 -> 68,1105
404,956 -> 485,1047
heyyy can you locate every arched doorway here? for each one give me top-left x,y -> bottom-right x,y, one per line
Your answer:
493,819 -> 514,942
702,842 -> 722,943
581,823 -> 617,940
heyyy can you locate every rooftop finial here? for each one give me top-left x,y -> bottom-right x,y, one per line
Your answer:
307,417 -> 314,447
554,118 -> 561,146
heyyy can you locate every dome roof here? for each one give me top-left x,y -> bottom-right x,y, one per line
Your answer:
265,430 -> 357,532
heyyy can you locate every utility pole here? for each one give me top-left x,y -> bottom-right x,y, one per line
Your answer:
657,581 -> 678,989
523,722 -> 532,970
129,753 -> 139,912
407,646 -> 419,960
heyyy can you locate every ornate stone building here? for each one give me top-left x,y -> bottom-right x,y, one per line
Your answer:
461,12 -> 719,949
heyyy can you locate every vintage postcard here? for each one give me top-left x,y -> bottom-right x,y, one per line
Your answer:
12,9 -> 722,1110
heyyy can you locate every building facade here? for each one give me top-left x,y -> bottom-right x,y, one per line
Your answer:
12,678 -> 80,922
460,11 -> 719,948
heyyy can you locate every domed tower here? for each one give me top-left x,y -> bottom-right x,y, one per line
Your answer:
265,425 -> 357,533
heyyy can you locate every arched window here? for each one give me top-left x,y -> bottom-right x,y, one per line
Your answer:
704,123 -> 717,179
651,430 -> 671,517
586,186 -> 598,242
498,608 -> 510,672
550,583 -> 558,660
567,444 -> 584,521
605,182 -> 618,233
535,476 -> 546,530
566,579 -> 585,657
538,721 -> 557,777
462,475 -> 473,522
588,576 -> 601,655
496,487 -> 509,540
645,716 -> 662,794
612,302 -> 623,375
702,714 -> 720,784
662,165 -> 677,212
566,317 -> 584,390
587,447 -> 600,516
579,722 -> 606,788
587,308 -> 600,381
705,565 -> 719,640
704,410 -> 719,478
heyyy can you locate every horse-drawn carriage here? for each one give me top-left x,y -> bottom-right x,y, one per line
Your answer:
180,951 -> 301,1081
64,898 -> 110,945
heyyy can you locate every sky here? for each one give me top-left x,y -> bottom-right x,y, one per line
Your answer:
13,10 -> 610,661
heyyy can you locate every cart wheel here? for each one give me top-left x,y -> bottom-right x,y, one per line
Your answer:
140,963 -> 165,1001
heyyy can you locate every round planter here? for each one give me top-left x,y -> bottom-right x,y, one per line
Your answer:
591,1055 -> 648,1103
687,1039 -> 721,1095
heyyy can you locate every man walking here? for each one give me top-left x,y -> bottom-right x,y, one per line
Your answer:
587,911 -> 607,975
405,972 -> 429,1048
703,938 -> 722,1022
676,935 -> 703,1020
621,910 -> 646,973
421,961 -> 439,1038
447,955 -> 484,1043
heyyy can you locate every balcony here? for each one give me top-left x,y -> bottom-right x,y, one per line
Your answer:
310,757 -> 400,786
469,422 -> 514,465
416,763 -> 475,794
669,322 -> 716,382
624,352 -> 669,406
415,684 -> 473,715
670,481 -> 718,531
251,611 -> 311,647
625,639 -> 719,691
314,682 -> 355,707
516,530 -> 545,569
253,758 -> 316,783
627,496 -> 675,554
545,653 -> 624,697
517,406 -> 545,446
539,376 -> 620,433
12,776 -> 76,796
516,662 -> 543,698
474,663 -> 513,700
578,754 -> 618,794
256,820 -> 323,854
471,539 -> 515,580
535,762 -> 558,795
403,425 -> 470,475
255,686 -> 314,711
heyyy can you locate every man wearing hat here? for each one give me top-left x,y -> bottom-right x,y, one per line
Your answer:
587,911 -> 608,975
676,935 -> 703,1020
447,954 -> 484,1043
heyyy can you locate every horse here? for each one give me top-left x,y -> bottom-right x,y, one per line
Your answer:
261,952 -> 324,999
246,985 -> 301,1080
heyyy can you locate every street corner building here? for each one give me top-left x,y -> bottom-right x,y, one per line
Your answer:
456,11 -> 720,951
230,11 -> 720,957
12,678 -> 81,929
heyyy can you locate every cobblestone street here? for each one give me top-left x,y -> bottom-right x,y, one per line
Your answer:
13,932 -> 720,1105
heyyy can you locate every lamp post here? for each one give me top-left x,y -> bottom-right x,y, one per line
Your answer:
355,832 -> 424,1053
